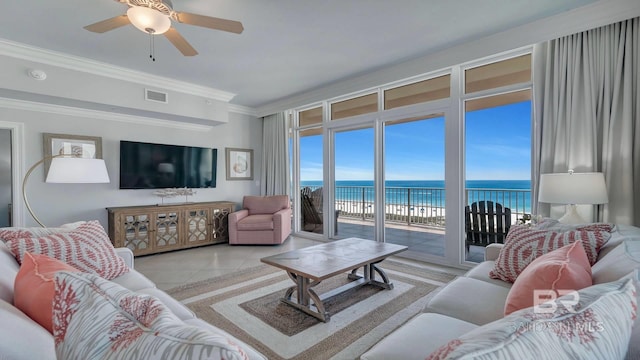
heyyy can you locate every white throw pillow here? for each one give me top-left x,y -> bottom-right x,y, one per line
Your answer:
426,277 -> 637,360
52,271 -> 249,360
592,240 -> 640,284
533,218 -> 616,233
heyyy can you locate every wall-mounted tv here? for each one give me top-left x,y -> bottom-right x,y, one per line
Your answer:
119,140 -> 217,189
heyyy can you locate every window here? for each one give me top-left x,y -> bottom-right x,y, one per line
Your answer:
465,54 -> 531,94
384,75 -> 450,110
291,49 -> 533,268
331,93 -> 378,120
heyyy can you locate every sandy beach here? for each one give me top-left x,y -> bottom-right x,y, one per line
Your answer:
334,200 -> 523,225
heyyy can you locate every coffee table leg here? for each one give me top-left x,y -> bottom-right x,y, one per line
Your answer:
348,261 -> 394,290
283,271 -> 330,322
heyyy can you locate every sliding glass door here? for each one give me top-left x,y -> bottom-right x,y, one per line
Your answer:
333,127 -> 375,240
384,113 -> 446,260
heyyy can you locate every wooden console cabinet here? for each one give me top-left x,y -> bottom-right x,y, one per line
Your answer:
106,201 -> 234,256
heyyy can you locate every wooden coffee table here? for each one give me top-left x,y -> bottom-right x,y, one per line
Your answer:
260,237 -> 407,322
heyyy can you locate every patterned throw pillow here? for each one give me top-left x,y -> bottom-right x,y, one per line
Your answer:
426,278 -> 637,360
489,224 -> 611,283
53,271 -> 249,360
0,221 -> 86,242
7,220 -> 129,280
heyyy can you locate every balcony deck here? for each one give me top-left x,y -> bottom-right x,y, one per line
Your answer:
300,185 -> 529,264
335,218 -> 486,263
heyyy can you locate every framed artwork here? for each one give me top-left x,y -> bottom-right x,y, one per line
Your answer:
43,133 -> 103,176
225,148 -> 253,180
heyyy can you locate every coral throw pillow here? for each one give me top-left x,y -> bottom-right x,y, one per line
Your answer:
14,252 -> 80,333
53,271 -> 249,360
426,278 -> 637,360
504,241 -> 592,315
7,220 -> 129,280
490,224 -> 610,283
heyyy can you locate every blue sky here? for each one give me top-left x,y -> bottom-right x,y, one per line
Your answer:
300,101 -> 531,181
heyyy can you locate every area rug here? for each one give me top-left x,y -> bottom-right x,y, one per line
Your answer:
167,260 -> 457,360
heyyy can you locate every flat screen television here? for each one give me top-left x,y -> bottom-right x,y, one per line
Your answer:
119,140 -> 217,189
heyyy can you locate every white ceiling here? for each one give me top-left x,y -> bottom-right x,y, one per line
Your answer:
0,0 -> 600,109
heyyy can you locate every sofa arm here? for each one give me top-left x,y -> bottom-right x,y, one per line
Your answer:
273,208 -> 293,242
229,209 -> 249,223
228,209 -> 249,244
115,247 -> 134,269
484,244 -> 504,261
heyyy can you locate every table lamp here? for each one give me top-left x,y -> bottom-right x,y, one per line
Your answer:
538,171 -> 608,224
22,155 -> 110,227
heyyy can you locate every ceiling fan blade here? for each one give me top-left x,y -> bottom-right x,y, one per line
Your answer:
175,12 -> 244,34
164,27 -> 198,56
84,15 -> 131,33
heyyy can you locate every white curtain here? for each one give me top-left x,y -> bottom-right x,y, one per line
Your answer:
260,112 -> 290,196
533,17 -> 640,225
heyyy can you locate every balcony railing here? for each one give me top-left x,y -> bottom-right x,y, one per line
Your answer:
303,185 -> 531,229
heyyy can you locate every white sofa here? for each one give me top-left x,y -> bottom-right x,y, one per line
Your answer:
0,240 -> 266,360
362,224 -> 640,359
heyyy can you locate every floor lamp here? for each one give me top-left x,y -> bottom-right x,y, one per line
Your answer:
22,155 -> 110,227
538,171 -> 608,224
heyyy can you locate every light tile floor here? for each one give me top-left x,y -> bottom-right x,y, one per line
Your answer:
134,236 -> 466,291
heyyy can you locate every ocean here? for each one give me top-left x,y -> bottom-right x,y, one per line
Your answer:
301,180 -> 532,213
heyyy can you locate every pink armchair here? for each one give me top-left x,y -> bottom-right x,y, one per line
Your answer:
228,195 -> 292,245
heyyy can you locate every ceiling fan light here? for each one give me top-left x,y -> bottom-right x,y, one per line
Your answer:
127,6 -> 171,35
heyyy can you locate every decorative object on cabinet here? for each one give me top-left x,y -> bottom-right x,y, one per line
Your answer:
43,133 -> 103,177
225,148 -> 253,180
23,154 -> 110,227
152,188 -> 197,204
106,201 -> 234,256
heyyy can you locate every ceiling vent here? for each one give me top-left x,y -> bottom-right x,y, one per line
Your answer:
145,89 -> 168,103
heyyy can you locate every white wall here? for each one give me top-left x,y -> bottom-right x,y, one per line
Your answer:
0,107 -> 262,229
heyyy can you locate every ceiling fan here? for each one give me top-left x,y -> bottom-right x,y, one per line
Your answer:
84,0 -> 243,57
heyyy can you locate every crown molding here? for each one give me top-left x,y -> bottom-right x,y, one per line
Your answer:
228,103 -> 258,117
0,97 -> 213,131
0,38 -> 237,103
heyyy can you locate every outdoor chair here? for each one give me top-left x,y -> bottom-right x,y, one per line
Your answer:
301,193 -> 323,233
300,187 -> 340,235
464,200 -> 511,251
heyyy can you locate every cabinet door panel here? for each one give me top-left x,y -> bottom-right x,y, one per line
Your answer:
211,206 -> 231,242
155,211 -> 181,251
123,214 -> 153,255
186,208 -> 211,246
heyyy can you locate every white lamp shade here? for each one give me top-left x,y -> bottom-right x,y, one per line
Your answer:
126,6 -> 171,35
538,172 -> 608,205
46,158 -> 110,184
